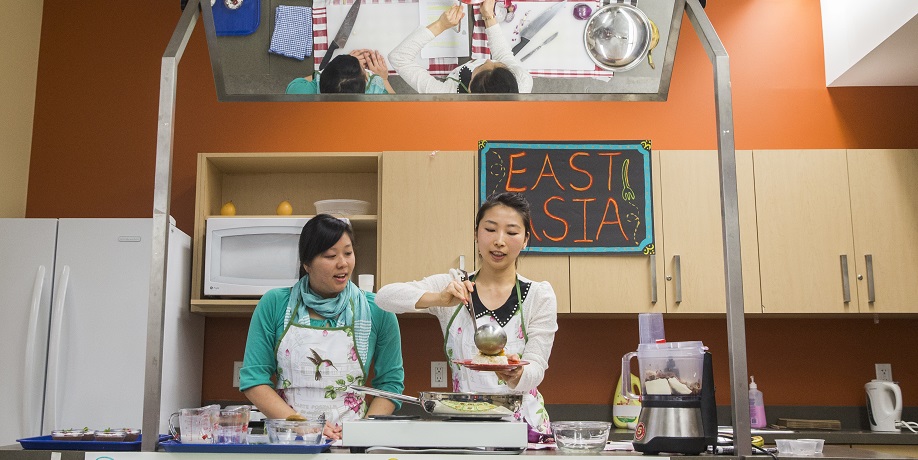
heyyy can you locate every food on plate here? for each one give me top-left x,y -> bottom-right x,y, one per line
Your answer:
122,428 -> 141,442
472,353 -> 509,365
94,429 -> 127,442
220,201 -> 237,216
51,430 -> 84,441
276,200 -> 293,215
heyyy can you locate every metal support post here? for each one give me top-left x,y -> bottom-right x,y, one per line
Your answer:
684,0 -> 751,456
142,0 -> 200,452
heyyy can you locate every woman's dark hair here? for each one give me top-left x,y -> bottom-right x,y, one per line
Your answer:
469,66 -> 519,93
298,214 -> 355,277
319,55 -> 365,93
475,192 -> 532,238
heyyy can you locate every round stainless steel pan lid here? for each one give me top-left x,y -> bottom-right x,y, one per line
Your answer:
583,2 -> 652,72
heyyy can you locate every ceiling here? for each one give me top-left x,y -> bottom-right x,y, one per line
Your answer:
821,1 -> 918,87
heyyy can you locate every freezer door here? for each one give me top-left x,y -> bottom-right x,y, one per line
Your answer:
43,219 -> 156,432
0,219 -> 58,445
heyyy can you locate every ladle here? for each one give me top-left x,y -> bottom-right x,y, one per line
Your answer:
459,270 -> 508,356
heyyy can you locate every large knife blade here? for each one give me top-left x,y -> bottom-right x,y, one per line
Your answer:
319,0 -> 362,71
511,0 -> 567,56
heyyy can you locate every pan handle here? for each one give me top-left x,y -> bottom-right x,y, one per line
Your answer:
351,385 -> 421,406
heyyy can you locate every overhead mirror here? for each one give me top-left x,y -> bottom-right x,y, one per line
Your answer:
198,0 -> 687,101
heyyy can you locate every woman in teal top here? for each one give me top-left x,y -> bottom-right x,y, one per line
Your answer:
240,214 -> 404,440
286,50 -> 395,94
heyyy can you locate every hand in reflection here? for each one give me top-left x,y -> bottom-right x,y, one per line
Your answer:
323,421 -> 343,440
480,0 -> 497,19
432,5 -> 465,34
348,49 -> 369,68
364,50 -> 389,80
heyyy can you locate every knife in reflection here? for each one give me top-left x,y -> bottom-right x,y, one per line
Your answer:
511,0 -> 567,56
520,32 -> 559,61
319,0 -> 362,71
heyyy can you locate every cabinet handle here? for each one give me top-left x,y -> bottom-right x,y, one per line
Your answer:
865,254 -> 875,303
840,255 -> 850,303
673,255 -> 682,304
650,254 -> 657,304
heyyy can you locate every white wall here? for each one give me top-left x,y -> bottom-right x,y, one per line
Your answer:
821,0 -> 918,86
0,1 -> 44,217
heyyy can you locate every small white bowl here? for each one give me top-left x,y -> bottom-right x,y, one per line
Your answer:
776,439 -> 820,456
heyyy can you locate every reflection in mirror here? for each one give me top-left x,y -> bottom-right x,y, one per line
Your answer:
198,0 -> 689,101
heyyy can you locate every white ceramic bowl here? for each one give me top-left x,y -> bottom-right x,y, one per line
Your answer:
776,439 -> 820,456
551,421 -> 611,453
265,419 -> 324,445
314,199 -> 371,216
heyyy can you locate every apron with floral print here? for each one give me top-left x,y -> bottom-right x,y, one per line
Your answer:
444,280 -> 551,436
275,302 -> 367,424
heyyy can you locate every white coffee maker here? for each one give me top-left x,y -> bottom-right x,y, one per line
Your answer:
865,380 -> 902,432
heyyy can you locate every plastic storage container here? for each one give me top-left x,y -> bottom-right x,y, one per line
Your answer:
749,376 -> 767,428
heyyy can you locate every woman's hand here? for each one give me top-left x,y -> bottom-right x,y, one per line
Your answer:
322,421 -> 343,440
428,5 -> 465,36
438,277 -> 475,306
348,49 -> 370,68
494,353 -> 523,387
364,50 -> 389,80
480,0 -> 497,19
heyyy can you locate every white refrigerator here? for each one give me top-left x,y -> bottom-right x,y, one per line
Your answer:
0,218 -> 205,446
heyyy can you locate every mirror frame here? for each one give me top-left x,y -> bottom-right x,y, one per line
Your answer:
199,0 -> 686,101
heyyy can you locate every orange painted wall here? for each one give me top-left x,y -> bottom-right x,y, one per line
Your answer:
27,1 -> 918,408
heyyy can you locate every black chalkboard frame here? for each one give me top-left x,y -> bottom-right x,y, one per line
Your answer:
478,140 -> 654,255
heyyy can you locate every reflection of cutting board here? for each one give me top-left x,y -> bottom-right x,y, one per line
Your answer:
326,2 -> 421,68
501,1 -> 597,71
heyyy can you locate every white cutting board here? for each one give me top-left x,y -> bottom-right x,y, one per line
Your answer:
500,0 -> 597,71
326,2 -> 424,68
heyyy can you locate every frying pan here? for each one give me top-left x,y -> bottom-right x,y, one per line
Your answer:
583,2 -> 652,72
352,385 -> 522,419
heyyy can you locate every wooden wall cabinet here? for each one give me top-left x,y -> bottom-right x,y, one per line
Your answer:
754,149 -> 918,314
190,152 -> 379,315
656,150 -> 761,314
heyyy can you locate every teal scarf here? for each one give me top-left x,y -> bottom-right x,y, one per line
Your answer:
285,275 -> 372,366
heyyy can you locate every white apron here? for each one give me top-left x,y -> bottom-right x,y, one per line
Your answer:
444,279 -> 551,436
275,302 -> 367,424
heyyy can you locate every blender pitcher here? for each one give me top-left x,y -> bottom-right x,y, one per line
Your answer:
621,341 -> 709,455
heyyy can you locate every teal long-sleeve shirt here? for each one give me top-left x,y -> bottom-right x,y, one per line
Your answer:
240,288 -> 404,409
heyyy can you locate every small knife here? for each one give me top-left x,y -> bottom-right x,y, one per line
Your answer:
511,0 -> 567,56
520,32 -> 559,62
319,0 -> 362,71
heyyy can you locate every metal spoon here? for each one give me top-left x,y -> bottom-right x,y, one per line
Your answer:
459,269 -> 508,356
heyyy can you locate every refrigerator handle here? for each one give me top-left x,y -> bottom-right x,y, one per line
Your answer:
23,265 -> 47,435
46,265 -> 71,431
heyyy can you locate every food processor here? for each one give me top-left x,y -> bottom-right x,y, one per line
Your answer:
621,341 -> 717,455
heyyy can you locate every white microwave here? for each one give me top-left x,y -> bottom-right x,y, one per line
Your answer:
204,217 -> 310,297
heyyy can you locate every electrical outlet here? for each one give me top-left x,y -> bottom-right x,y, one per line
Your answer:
233,361 -> 243,388
431,361 -> 447,388
875,363 -> 892,381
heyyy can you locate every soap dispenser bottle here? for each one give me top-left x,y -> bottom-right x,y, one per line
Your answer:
749,376 -> 767,428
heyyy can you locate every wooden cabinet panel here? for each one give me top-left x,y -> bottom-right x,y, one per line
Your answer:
378,151 -> 476,286
848,149 -> 918,313
658,150 -> 761,314
754,150 -> 857,314
518,255 -> 571,313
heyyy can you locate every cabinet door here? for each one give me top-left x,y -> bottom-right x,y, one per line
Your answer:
518,255 -> 571,313
754,150 -> 857,313
378,151 -> 476,285
659,150 -> 761,314
568,151 -> 665,314
848,149 -> 918,313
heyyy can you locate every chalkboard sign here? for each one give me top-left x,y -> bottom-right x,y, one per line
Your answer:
479,141 -> 653,254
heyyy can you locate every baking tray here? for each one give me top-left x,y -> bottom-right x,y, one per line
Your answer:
159,439 -> 333,453
213,0 -> 261,36
17,434 -> 168,451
